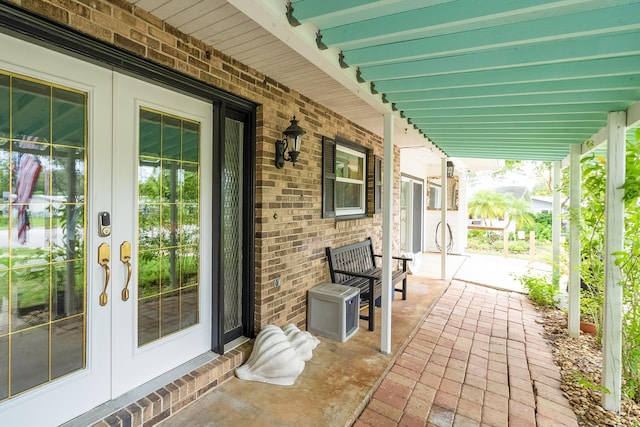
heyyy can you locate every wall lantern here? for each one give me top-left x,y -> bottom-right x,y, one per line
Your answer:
446,160 -> 455,178
275,116 -> 306,169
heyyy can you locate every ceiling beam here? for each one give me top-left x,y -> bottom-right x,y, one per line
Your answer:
360,32 -> 640,81
343,3 -> 640,67
374,56 -> 640,92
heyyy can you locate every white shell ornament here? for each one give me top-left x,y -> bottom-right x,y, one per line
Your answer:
235,324 -> 320,386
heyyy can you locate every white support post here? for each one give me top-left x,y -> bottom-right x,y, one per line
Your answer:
602,111 -> 626,411
568,144 -> 581,338
381,113 -> 394,355
552,161 -> 562,287
440,159 -> 448,280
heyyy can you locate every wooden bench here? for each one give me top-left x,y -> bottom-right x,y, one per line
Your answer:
325,238 -> 411,331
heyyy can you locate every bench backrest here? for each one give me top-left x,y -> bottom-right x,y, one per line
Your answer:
325,238 -> 376,283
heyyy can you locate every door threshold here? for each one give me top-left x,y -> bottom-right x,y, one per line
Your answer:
225,335 -> 250,353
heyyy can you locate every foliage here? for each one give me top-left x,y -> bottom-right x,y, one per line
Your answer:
568,370 -> 610,394
522,212 -> 553,242
514,271 -> 558,307
468,190 -> 509,225
576,129 -> 640,401
504,197 -> 536,230
468,189 -> 535,229
493,240 -> 529,254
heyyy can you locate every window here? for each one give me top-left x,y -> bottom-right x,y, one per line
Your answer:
322,136 -> 380,218
428,181 -> 441,209
336,145 -> 366,216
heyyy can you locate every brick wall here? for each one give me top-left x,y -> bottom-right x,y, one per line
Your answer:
8,0 -> 402,332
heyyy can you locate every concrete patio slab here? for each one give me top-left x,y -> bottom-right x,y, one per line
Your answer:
158,253 -> 577,427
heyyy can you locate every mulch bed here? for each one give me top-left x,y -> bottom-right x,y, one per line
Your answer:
541,308 -> 640,426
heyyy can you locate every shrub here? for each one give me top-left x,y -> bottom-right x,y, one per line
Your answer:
514,271 -> 557,308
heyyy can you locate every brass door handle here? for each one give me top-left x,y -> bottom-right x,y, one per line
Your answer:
120,241 -> 132,301
98,243 -> 111,306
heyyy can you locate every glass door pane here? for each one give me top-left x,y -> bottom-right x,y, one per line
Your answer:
138,109 -> 200,347
0,71 -> 86,400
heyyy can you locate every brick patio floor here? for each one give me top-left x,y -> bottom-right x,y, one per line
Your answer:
355,280 -> 578,427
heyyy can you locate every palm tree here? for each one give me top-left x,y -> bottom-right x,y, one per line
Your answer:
468,190 -> 510,226
504,197 -> 535,230
503,197 -> 536,242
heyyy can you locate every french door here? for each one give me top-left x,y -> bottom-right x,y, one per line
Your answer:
0,33 -> 212,426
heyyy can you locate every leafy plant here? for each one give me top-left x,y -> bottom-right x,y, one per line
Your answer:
514,271 -> 558,308
568,370 -> 610,394
576,129 -> 640,401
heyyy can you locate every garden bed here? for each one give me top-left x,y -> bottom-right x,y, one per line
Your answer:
542,308 -> 640,426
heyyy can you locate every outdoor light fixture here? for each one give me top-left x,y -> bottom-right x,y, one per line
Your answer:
446,161 -> 455,178
275,115 -> 306,169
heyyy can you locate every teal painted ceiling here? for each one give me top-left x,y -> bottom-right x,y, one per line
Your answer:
288,0 -> 640,160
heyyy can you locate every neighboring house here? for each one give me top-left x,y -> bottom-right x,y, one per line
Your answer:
531,196 -> 554,213
494,185 -> 532,203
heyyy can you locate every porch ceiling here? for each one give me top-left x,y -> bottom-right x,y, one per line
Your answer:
128,0 -> 640,161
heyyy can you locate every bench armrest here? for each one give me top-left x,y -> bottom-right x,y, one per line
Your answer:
373,254 -> 412,261
373,254 -> 411,273
332,269 -> 379,281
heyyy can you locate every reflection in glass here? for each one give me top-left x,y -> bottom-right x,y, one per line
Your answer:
51,317 -> 84,380
0,74 -> 9,139
139,162 -> 161,200
180,246 -> 199,288
12,78 -> 50,140
137,109 -> 200,346
52,87 -> 85,147
0,336 -> 7,400
52,145 -> 85,198
0,150 -> 10,197
139,110 -> 161,157
181,204 -> 199,244
336,182 -> 363,209
161,160 -> 181,203
181,286 -> 198,329
11,265 -> 51,332
182,121 -> 199,162
0,71 -> 87,401
162,116 -> 181,160
53,262 -> 84,319
182,168 -> 198,203
11,325 -> 49,395
138,296 -> 160,344
162,204 -> 179,250
336,150 -> 363,179
0,270 -> 8,335
161,291 -> 180,336
138,256 -> 160,299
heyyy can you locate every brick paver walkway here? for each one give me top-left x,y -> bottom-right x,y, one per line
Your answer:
355,280 -> 578,427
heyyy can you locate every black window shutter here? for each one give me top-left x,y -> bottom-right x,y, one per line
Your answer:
322,136 -> 336,218
374,155 -> 382,214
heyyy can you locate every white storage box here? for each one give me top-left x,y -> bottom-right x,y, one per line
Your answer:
307,283 -> 359,342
